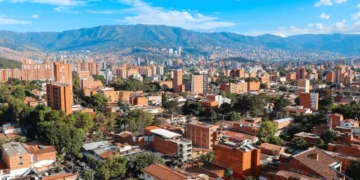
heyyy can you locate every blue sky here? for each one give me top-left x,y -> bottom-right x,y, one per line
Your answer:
0,0 -> 359,36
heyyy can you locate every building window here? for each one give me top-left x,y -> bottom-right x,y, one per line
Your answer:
18,162 -> 23,166
18,156 -> 22,159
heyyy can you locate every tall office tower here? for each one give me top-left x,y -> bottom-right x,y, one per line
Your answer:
173,70 -> 183,93
191,74 -> 203,94
46,82 -> 73,115
54,61 -> 72,85
296,67 -> 306,80
297,79 -> 310,94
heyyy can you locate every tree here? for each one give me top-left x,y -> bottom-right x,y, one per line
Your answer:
320,130 -> 337,144
121,109 -> 153,134
345,160 -> 360,180
93,75 -> 106,85
82,170 -> 94,180
38,120 -> 85,156
269,136 -> 285,146
286,123 -> 305,138
96,156 -> 127,180
230,111 -> 241,121
260,83 -> 268,89
88,94 -> 108,112
290,137 -> 308,150
66,112 -> 94,133
258,121 -> 278,143
118,100 -> 130,113
199,151 -> 214,162
127,152 -> 164,177
11,87 -> 26,100
219,103 -> 232,115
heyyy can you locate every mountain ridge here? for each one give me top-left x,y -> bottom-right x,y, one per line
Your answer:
1,24 -> 360,55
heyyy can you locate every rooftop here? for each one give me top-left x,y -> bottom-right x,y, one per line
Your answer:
82,141 -> 110,151
151,129 -> 181,139
2,142 -> 29,156
142,164 -> 188,180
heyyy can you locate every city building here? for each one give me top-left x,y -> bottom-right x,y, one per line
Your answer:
282,106 -> 312,117
0,142 -> 57,179
173,70 -> 184,93
213,141 -> 260,178
296,67 -> 306,80
0,69 -> 21,83
220,81 -> 248,94
54,61 -> 72,85
191,74 -> 203,94
248,81 -> 260,92
299,92 -> 319,111
46,82 -> 73,115
277,148 -> 343,180
145,126 -> 192,162
297,79 -> 310,94
328,113 -> 344,129
185,122 -> 220,149
21,61 -> 54,81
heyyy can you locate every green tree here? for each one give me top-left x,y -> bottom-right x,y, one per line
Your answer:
345,160 -> 360,180
121,109 -> 153,133
290,137 -> 308,150
82,169 -> 94,180
258,121 -> 278,143
127,152 -> 164,177
320,130 -> 337,144
38,121 -> 85,156
260,83 -> 268,89
11,87 -> 26,100
93,75 -> 106,85
286,123 -> 305,138
219,103 -> 232,115
96,156 -> 127,180
118,100 -> 130,113
230,111 -> 241,121
88,94 -> 108,112
199,151 -> 214,162
269,136 -> 285,146
66,112 -> 94,133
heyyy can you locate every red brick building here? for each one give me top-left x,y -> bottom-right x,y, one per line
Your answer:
185,122 -> 220,149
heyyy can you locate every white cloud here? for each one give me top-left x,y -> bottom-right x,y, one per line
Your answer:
352,12 -> 360,20
245,19 -> 360,36
314,0 -> 333,7
320,13 -> 330,19
0,16 -> 31,25
10,0 -> 85,6
333,0 -> 347,4
116,0 -> 236,30
31,14 -> 39,18
315,23 -> 325,30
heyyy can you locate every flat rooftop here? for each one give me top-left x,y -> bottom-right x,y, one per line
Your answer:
2,142 -> 29,156
151,129 -> 181,139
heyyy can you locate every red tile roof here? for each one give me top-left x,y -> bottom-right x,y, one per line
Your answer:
142,164 -> 188,180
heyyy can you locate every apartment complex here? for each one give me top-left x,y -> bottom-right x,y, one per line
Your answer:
299,92 -> 319,111
185,122 -> 220,149
46,82 -> 73,115
21,61 -> 54,81
191,74 -> 203,94
0,142 -> 57,179
0,69 -> 21,83
220,81 -> 248,94
75,60 -> 100,76
297,79 -> 310,94
213,141 -> 261,178
146,127 -> 192,162
54,62 -> 72,85
173,70 -> 184,93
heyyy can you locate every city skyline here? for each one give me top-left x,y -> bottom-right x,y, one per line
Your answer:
0,0 -> 359,36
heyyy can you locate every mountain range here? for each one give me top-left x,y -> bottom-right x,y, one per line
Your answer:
1,24 -> 360,55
